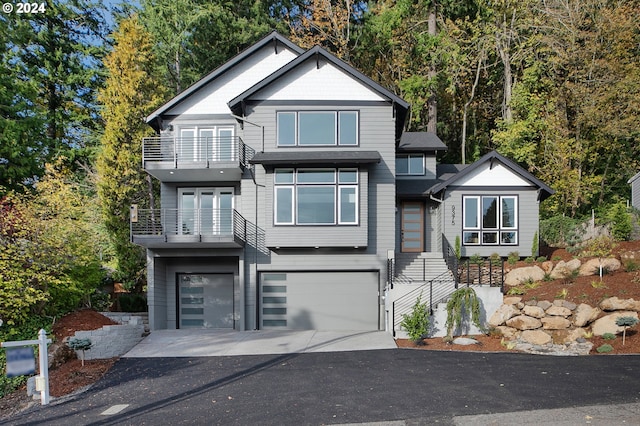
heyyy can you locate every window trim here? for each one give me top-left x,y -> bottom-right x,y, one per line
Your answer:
274,168 -> 359,226
462,195 -> 518,246
276,111 -> 359,147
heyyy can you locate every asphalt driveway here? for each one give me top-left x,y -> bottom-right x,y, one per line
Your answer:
6,350 -> 640,425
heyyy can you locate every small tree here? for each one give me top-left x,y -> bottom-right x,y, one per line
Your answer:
615,316 -> 639,346
445,287 -> 484,338
68,338 -> 92,366
400,294 -> 430,345
582,235 -> 616,281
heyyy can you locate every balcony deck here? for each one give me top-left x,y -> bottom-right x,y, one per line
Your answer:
131,208 -> 247,249
142,136 -> 255,182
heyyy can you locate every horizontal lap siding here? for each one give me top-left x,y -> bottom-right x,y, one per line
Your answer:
633,180 -> 640,210
246,103 -> 395,253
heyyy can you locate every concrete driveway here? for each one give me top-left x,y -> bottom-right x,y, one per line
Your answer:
123,329 -> 397,357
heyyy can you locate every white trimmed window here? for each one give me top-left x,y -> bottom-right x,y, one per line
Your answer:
462,195 -> 518,245
274,168 -> 358,225
277,111 -> 358,146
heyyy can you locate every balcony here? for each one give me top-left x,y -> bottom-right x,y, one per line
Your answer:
131,208 -> 247,249
142,136 -> 255,182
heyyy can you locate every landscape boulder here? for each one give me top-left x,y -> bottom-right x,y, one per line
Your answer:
522,305 -> 545,318
506,315 -> 543,330
520,330 -> 552,345
541,316 -> 571,330
573,304 -> 601,327
599,297 -> 640,312
550,259 -> 581,279
545,306 -> 572,317
488,304 -> 520,327
579,258 -> 622,276
591,311 -> 639,336
504,266 -> 546,287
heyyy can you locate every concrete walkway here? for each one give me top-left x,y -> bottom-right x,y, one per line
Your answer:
123,329 -> 397,357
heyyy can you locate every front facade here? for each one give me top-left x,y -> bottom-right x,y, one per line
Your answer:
132,32 -> 408,332
131,32 -> 553,333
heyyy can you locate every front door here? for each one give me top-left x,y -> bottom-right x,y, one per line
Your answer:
178,274 -> 234,328
401,202 -> 424,252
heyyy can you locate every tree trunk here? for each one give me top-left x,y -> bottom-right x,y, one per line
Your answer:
427,5 -> 437,134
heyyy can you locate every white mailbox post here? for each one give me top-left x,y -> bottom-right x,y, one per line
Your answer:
1,329 -> 52,405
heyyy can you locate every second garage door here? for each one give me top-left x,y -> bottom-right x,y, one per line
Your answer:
260,271 -> 379,331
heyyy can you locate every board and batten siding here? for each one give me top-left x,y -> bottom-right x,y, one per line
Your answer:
165,46 -> 299,116
442,187 -> 540,258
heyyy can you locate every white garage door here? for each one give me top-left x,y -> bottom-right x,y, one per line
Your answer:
259,271 -> 379,330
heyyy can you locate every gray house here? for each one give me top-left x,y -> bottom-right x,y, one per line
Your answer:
630,172 -> 640,210
131,32 -> 553,334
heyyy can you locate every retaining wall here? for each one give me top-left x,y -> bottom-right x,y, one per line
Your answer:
69,313 -> 145,360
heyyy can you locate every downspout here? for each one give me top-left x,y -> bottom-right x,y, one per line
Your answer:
231,113 -> 265,330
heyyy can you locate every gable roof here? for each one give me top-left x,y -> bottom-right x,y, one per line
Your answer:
629,172 -> 640,184
429,150 -> 555,201
228,45 -> 410,137
145,31 -> 304,130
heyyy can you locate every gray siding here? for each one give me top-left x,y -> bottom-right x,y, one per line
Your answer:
236,102 -> 397,330
147,251 -> 167,330
442,187 -> 540,258
632,175 -> 640,210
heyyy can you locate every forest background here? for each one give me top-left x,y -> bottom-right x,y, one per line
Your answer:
0,0 -> 639,396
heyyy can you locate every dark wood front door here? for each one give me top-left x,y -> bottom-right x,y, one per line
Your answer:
401,202 -> 424,252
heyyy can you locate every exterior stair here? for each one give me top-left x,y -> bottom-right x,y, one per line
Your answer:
394,252 -> 452,283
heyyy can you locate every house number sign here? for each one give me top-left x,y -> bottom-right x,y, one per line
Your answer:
451,205 -> 455,225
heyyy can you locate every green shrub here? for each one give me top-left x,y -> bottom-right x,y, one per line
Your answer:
507,252 -> 519,265
531,231 -> 539,257
524,256 -> 535,264
602,332 -> 616,340
118,294 -> 147,312
536,256 -> 547,263
625,260 -> 640,272
469,254 -> 483,266
507,287 -> 526,295
606,202 -> 633,241
596,344 -> 614,353
400,294 -> 430,344
540,215 -> 581,247
0,316 -> 52,398
454,236 -> 461,260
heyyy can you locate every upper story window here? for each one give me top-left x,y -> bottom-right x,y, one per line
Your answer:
396,154 -> 425,175
178,126 -> 234,161
463,195 -> 518,245
277,111 -> 358,146
274,168 -> 358,225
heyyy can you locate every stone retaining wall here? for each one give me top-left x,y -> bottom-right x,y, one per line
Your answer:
489,296 -> 640,351
69,313 -> 145,360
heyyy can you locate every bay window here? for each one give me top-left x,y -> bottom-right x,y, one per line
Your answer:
274,168 -> 359,225
463,195 -> 518,245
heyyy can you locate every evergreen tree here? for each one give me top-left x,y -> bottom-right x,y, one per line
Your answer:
96,15 -> 166,289
0,0 -> 108,192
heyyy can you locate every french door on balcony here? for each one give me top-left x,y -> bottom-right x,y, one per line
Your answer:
178,188 -> 234,236
179,127 -> 234,162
